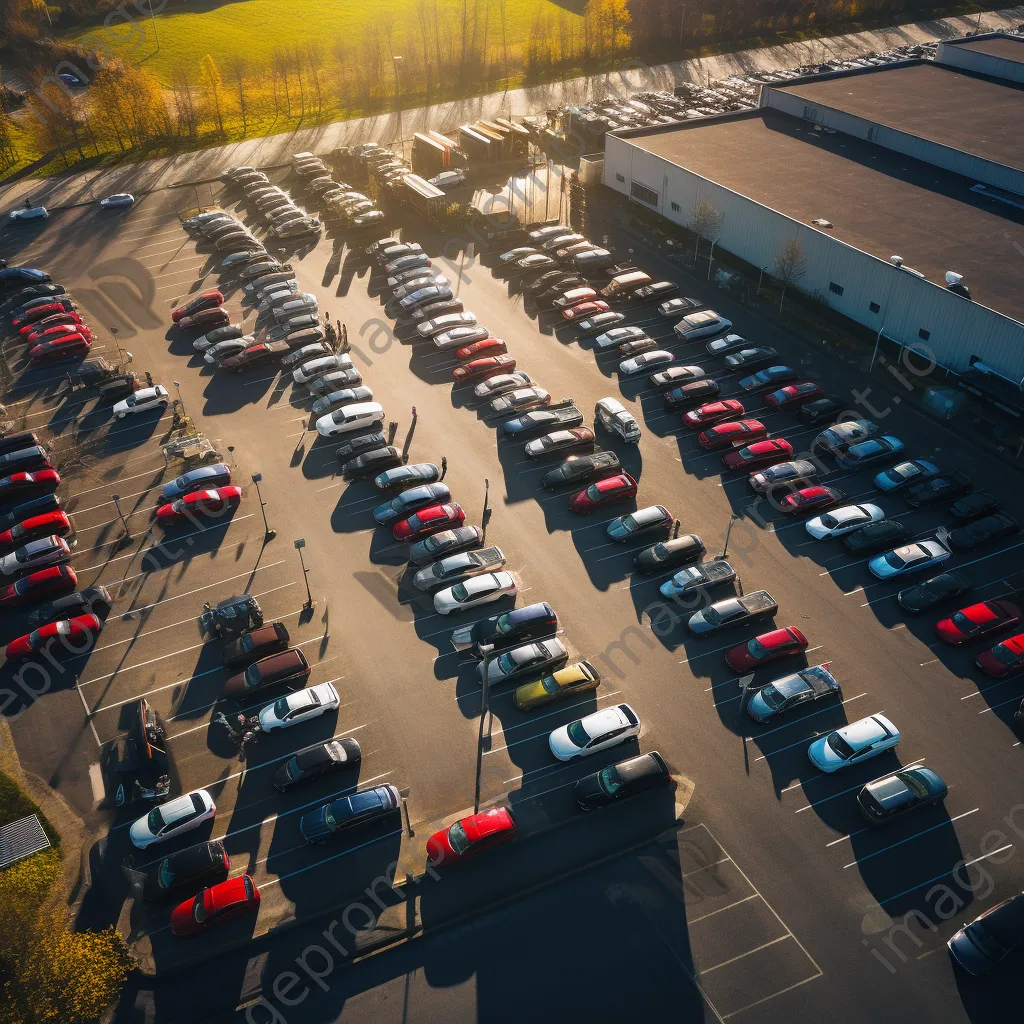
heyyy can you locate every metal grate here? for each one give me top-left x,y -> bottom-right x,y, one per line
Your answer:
0,814 -> 51,870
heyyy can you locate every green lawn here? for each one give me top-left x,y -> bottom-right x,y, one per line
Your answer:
64,0 -> 583,87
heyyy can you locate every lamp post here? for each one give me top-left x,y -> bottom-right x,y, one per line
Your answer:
392,56 -> 403,157
111,494 -> 130,539
474,642 -> 495,719
251,472 -> 275,541
172,380 -> 186,421
294,538 -> 314,609
721,512 -> 740,560
110,325 -> 124,365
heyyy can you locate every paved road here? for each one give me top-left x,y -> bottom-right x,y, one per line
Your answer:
1,6 -> 1021,213
1,160 -> 1021,1024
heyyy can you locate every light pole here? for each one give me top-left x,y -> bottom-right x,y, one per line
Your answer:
294,538 -> 314,609
251,472 -> 275,541
111,494 -> 130,539
392,56 -> 403,157
721,512 -> 740,560
110,325 -> 124,365
172,380 -> 185,422
474,642 -> 495,720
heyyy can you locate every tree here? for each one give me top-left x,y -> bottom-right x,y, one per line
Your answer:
199,54 -> 224,134
306,40 -> 324,118
225,54 -> 247,134
168,64 -> 199,138
689,198 -> 721,261
774,235 -> 807,312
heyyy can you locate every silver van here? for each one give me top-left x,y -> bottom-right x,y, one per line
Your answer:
595,397 -> 641,443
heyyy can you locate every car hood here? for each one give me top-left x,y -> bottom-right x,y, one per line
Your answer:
807,736 -> 843,768
948,929 -> 995,975
170,898 -> 199,936
548,725 -> 579,759
129,817 -> 157,846
300,808 -> 331,841
746,690 -> 772,719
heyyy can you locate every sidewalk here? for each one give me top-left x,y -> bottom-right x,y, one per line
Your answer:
2,7 -> 1021,213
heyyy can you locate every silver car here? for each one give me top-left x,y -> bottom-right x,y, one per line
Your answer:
412,546 -> 506,591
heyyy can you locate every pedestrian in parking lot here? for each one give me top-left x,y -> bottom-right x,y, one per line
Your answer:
440,456 -> 448,481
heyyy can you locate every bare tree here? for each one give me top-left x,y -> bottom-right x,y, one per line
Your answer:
272,48 -> 290,118
774,235 -> 807,312
306,40 -> 324,118
225,54 -> 247,134
496,0 -> 508,88
199,54 -> 223,134
292,44 -> 306,120
415,0 -> 433,94
689,198 -> 721,261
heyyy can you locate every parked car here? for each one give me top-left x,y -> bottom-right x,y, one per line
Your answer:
524,428 -> 595,459
143,841 -> 229,902
722,438 -> 793,471
808,714 -> 900,773
779,485 -> 845,516
738,366 -> 797,392
374,463 -> 440,491
299,784 -> 400,843
0,564 -> 77,609
0,469 -> 60,505
161,464 -> 232,501
0,510 -> 71,554
0,535 -> 71,578
433,571 -> 517,615
682,400 -> 745,430
663,379 -> 721,409
606,505 -> 673,542
897,573 -> 972,614
548,703 -> 640,761
26,585 -> 112,628
392,502 -> 465,542
950,492 -> 1000,523
450,601 -> 557,651
408,526 -> 483,566
258,681 -> 340,731
502,403 -> 583,436
477,638 -> 568,686
129,789 -> 216,849
574,751 -> 671,810
749,460 -> 819,495
273,738 -> 362,792
948,513 -> 1019,550
513,661 -> 600,711
156,486 -> 242,525
801,397 -> 846,425
697,419 -> 767,451
815,420 -> 879,453
688,590 -> 777,635
413,547 -> 506,591
541,451 -> 621,489
845,519 -> 911,556
725,626 -> 809,671
425,807 -> 517,866
170,874 -> 260,938
935,600 -> 1022,646
223,648 -> 310,698
633,535 -> 705,573
857,767 -> 948,825
5,613 -> 102,661
868,538 -> 951,579
221,622 -> 291,667
113,386 -> 169,419
805,503 -> 885,539
947,893 -> 1024,975
835,436 -> 905,470
568,473 -> 638,513
763,382 -> 825,408
659,559 -> 737,600
747,664 -> 840,722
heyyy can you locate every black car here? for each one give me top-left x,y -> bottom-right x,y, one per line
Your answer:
542,451 -> 621,489
334,432 -> 388,463
0,431 -> 42,458
143,841 -> 229,902
0,492 -> 62,529
76,358 -> 119,386
450,601 -> 558,652
843,519 -> 910,555
633,535 -> 706,573
904,471 -> 973,508
856,767 -> 948,824
8,283 -> 65,305
342,445 -> 403,480
631,281 -> 681,303
0,446 -> 50,475
949,513 -> 1020,551
273,737 -> 362,792
221,622 -> 291,667
27,586 -> 113,628
724,347 -> 777,372
574,751 -> 671,810
800,398 -> 845,425
525,270 -> 568,296
664,379 -> 721,409
950,491 -> 1000,524
539,276 -> 585,303
896,572 -> 972,614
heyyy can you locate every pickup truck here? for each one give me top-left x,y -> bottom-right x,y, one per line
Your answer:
413,546 -> 506,591
659,559 -> 737,601
687,590 -> 777,635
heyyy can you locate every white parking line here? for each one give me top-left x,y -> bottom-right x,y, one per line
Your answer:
750,693 -> 866,754
484,690 -> 621,754
700,935 -> 792,975
879,844 -> 1013,905
67,465 -> 167,501
841,808 -> 979,869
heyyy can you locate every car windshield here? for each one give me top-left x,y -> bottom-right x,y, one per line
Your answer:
284,756 -> 303,781
900,772 -> 929,799
746,638 -> 768,660
827,733 -> 856,759
242,664 -> 263,689
949,612 -> 979,636
992,643 -> 1022,667
566,719 -> 591,747
157,860 -> 176,888
818,514 -> 838,529
124,394 -> 137,407
193,894 -> 210,923
450,583 -> 470,603
495,613 -> 514,635
146,807 -> 166,833
585,484 -> 600,501
271,696 -> 290,719
598,766 -> 624,795
650,544 -> 670,562
323,806 -> 337,831
757,684 -> 786,711
884,551 -> 908,569
966,920 -> 1014,962
540,674 -> 562,695
496,653 -> 517,674
447,820 -> 471,854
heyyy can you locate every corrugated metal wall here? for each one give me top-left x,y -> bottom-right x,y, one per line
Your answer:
937,38 -> 1024,84
760,88 -> 1024,195
604,134 -> 1024,381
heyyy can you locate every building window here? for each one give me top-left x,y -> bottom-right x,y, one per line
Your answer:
869,301 -> 880,313
829,282 -> 844,297
803,105 -> 818,121
615,172 -> 625,183
919,328 -> 931,341
630,180 -> 659,207
670,201 -> 680,213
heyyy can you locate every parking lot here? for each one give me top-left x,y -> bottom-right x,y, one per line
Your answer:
1,161 -> 1021,1022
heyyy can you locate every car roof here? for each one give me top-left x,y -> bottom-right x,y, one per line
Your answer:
615,751 -> 667,783
160,840 -> 223,875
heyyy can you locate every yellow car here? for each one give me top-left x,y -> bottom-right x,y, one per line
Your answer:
513,661 -> 601,711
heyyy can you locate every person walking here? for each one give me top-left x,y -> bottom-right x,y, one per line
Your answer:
440,456 -> 448,481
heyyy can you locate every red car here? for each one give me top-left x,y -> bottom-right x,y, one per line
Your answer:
568,473 -> 639,513
25,323 -> 94,345
452,354 -> 517,383
156,486 -> 243,524
392,502 -> 466,542
725,626 -> 809,672
683,399 -> 745,430
0,469 -> 61,504
12,302 -> 76,328
936,600 -> 1022,646
562,300 -> 610,322
697,419 -> 767,450
456,338 -> 507,361
722,438 -> 793,471
178,307 -> 231,331
172,290 -> 224,323
763,382 -> 824,408
30,334 -> 91,364
426,807 -> 517,866
0,511 -> 72,554
0,564 -> 78,609
220,341 -> 289,371
170,873 -> 260,938
5,613 -> 103,661
19,312 -> 83,337
975,633 -> 1024,678
780,486 -> 844,515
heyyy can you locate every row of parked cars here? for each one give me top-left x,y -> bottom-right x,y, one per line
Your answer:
290,149 -> 387,230
2,267 -> 97,365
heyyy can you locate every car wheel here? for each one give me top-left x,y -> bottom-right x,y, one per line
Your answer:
116,412 -> 126,419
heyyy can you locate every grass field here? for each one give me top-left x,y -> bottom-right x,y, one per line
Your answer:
63,0 -> 582,87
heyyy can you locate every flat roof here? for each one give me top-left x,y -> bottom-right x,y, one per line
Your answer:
777,62 -> 1024,172
949,33 -> 1024,64
621,109 -> 1024,323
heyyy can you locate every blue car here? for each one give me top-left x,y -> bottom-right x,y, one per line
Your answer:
161,463 -> 232,500
835,436 -> 904,470
873,459 -> 939,492
299,784 -> 400,843
372,482 -> 451,525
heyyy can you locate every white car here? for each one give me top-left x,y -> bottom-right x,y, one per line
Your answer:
394,275 -> 449,300
807,714 -> 900,773
548,703 -> 641,761
258,682 -> 340,732
499,247 -> 538,263
706,333 -> 748,356
594,326 -> 649,351
658,297 -> 701,317
805,503 -> 886,540
8,205 -> 48,222
428,169 -> 466,190
293,354 -> 354,386
674,310 -> 732,340
868,539 -> 951,579
619,350 -> 673,376
474,371 -> 533,399
113,385 -> 169,419
416,312 -> 478,338
204,338 -> 251,364
435,325 -> 489,351
99,193 -> 135,209
433,571 -> 517,615
129,789 -> 216,849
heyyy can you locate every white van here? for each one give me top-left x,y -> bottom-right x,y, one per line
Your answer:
600,271 -> 652,300
595,397 -> 641,443
316,402 -> 385,438
674,310 -> 733,341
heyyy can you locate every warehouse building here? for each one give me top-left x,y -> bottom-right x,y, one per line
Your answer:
936,30 -> 1024,84
602,44 -> 1024,391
